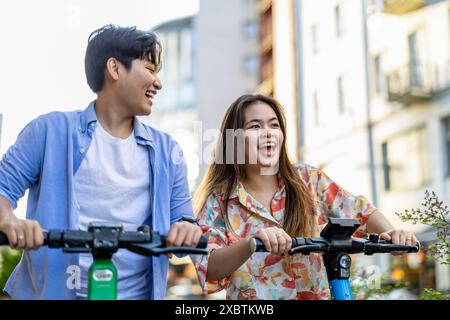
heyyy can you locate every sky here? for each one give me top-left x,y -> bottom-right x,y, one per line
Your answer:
0,0 -> 199,217
0,0 -> 199,154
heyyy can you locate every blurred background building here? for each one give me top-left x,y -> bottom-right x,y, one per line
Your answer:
0,113 -> 3,150
148,0 -> 260,299
143,16 -> 199,191
0,0 -> 448,300
196,0 -> 261,182
154,0 -> 450,299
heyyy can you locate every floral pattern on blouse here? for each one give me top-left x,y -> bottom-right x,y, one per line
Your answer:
192,163 -> 377,300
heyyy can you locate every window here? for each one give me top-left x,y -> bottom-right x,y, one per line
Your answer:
0,113 -> 3,150
152,24 -> 195,110
313,92 -> 320,126
166,31 -> 178,85
373,55 -> 385,94
408,32 -> 423,87
337,76 -> 348,113
311,24 -> 319,54
382,142 -> 390,191
335,3 -> 344,37
243,55 -> 259,75
382,126 -> 430,192
442,117 -> 450,176
243,20 -> 259,39
367,0 -> 382,14
179,29 -> 193,82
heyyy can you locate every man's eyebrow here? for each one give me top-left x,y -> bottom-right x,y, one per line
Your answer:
144,61 -> 156,68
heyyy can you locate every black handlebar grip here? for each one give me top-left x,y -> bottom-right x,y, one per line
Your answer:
376,240 -> 420,252
0,231 -> 9,246
389,244 -> 420,253
253,238 -> 267,252
252,238 -> 302,252
0,231 -> 50,247
197,234 -> 208,249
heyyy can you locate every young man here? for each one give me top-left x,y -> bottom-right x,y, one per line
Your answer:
0,24 -> 202,299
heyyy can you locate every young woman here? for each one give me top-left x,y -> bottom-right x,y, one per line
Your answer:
193,94 -> 419,300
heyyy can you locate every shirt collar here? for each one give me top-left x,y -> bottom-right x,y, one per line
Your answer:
80,100 -> 154,146
219,176 -> 286,225
221,175 -> 285,201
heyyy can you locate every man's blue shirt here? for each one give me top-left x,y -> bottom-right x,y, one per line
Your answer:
0,101 -> 193,299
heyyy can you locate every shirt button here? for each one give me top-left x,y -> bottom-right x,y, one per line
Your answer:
77,126 -> 82,131
80,148 -> 85,154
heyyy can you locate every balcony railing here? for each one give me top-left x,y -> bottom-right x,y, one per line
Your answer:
382,0 -> 426,14
386,61 -> 450,105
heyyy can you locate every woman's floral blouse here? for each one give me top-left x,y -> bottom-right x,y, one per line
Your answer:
192,163 -> 377,300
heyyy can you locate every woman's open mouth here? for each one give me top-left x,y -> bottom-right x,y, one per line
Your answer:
258,141 -> 277,157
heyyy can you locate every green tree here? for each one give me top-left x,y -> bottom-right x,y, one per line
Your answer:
0,248 -> 22,297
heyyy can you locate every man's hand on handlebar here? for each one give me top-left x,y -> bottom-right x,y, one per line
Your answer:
0,215 -> 44,251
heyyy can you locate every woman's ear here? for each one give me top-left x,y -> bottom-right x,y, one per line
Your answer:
105,57 -> 120,81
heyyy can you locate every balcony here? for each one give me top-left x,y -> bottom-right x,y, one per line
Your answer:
258,0 -> 272,15
260,32 -> 273,56
386,61 -> 450,105
382,0 -> 426,14
261,58 -> 274,81
258,78 -> 274,97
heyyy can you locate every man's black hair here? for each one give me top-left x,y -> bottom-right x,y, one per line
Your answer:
84,24 -> 162,93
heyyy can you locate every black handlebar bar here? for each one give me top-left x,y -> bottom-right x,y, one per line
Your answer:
253,235 -> 420,255
0,226 -> 208,257
0,232 -> 10,246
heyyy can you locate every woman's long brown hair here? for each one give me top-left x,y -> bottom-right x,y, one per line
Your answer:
194,94 -> 316,237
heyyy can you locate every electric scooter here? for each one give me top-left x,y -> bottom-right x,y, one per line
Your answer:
253,217 -> 420,300
0,221 -> 207,300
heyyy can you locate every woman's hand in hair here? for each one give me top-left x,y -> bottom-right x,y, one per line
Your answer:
251,226 -> 292,256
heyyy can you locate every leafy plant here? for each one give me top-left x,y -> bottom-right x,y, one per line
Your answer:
396,190 -> 450,265
0,248 -> 22,296
419,288 -> 450,300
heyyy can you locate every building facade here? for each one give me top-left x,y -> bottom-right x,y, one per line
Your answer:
296,0 -> 450,292
0,113 -> 3,151
145,16 -> 199,192
258,0 -> 300,161
196,0 -> 261,183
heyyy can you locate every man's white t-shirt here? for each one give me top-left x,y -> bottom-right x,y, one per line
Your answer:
74,121 -> 152,300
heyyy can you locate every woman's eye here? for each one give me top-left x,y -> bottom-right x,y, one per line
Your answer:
271,123 -> 280,128
249,124 -> 260,129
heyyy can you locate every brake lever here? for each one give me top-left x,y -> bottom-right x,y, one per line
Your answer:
126,242 -> 207,257
63,247 -> 92,253
125,241 -> 163,256
289,244 -> 326,255
150,247 -> 208,256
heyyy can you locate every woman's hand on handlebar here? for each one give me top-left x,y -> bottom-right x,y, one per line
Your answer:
0,214 -> 44,250
379,229 -> 420,256
251,226 -> 292,256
